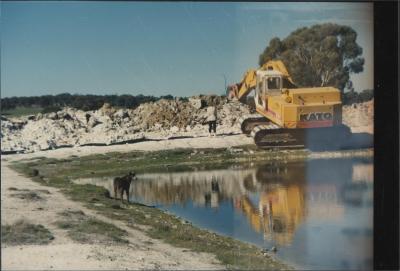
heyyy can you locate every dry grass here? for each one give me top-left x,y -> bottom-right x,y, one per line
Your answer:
55,210 -> 128,245
1,220 -> 54,245
10,191 -> 44,201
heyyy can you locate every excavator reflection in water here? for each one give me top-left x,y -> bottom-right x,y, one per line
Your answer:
234,164 -> 306,246
232,160 -> 372,246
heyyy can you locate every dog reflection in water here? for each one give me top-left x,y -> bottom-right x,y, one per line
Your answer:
113,171 -> 137,203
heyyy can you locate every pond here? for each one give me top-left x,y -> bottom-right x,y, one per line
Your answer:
75,157 -> 373,270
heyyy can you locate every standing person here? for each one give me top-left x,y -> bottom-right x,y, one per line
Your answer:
85,113 -> 91,124
206,104 -> 217,136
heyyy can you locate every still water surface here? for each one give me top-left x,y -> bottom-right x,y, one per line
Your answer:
75,158 -> 373,270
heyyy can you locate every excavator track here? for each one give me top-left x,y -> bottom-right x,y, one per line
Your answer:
249,124 -> 352,150
251,124 -> 305,149
238,115 -> 271,135
238,116 -> 303,148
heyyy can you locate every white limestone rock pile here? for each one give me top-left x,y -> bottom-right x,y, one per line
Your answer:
1,96 -> 251,153
343,99 -> 374,134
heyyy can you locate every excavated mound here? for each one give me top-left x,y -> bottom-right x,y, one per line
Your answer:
1,96 -> 251,153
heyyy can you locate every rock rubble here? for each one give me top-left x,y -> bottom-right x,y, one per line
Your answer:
1,96 -> 251,153
342,99 -> 374,134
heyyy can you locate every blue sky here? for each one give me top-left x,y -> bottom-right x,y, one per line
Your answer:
1,2 -> 373,98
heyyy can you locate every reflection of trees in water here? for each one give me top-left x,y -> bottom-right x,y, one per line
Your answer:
255,162 -> 303,186
340,182 -> 373,206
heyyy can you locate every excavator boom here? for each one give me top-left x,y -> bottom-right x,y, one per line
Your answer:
229,69 -> 257,101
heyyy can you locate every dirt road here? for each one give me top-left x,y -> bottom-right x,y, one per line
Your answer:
3,134 -> 254,162
1,160 -> 224,270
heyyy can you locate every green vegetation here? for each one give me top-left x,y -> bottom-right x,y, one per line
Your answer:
1,93 -> 178,112
56,210 -> 128,244
1,106 -> 44,117
259,23 -> 364,92
2,220 -> 54,245
16,146 -> 314,180
10,190 -> 44,201
41,106 -> 62,114
343,89 -> 374,105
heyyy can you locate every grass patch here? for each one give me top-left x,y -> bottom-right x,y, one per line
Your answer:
1,220 -> 54,245
11,147 -> 311,180
1,106 -> 43,117
55,210 -> 128,245
7,187 -> 49,195
10,191 -> 44,201
35,189 -> 51,194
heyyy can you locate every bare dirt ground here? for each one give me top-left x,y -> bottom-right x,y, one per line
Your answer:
1,158 -> 224,270
3,134 -> 253,162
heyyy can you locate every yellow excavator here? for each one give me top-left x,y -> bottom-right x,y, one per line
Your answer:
227,60 -> 351,148
235,184 -> 305,246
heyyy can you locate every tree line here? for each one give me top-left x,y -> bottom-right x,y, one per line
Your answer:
342,89 -> 373,105
1,93 -> 176,112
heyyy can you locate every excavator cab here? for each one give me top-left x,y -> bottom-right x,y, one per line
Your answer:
255,70 -> 284,110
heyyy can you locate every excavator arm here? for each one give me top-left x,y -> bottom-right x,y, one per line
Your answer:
227,69 -> 257,102
227,60 -> 296,101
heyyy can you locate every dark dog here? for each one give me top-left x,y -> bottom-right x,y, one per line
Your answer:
113,171 -> 137,202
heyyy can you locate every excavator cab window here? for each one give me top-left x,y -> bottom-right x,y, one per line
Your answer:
266,76 -> 282,95
256,75 -> 264,106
